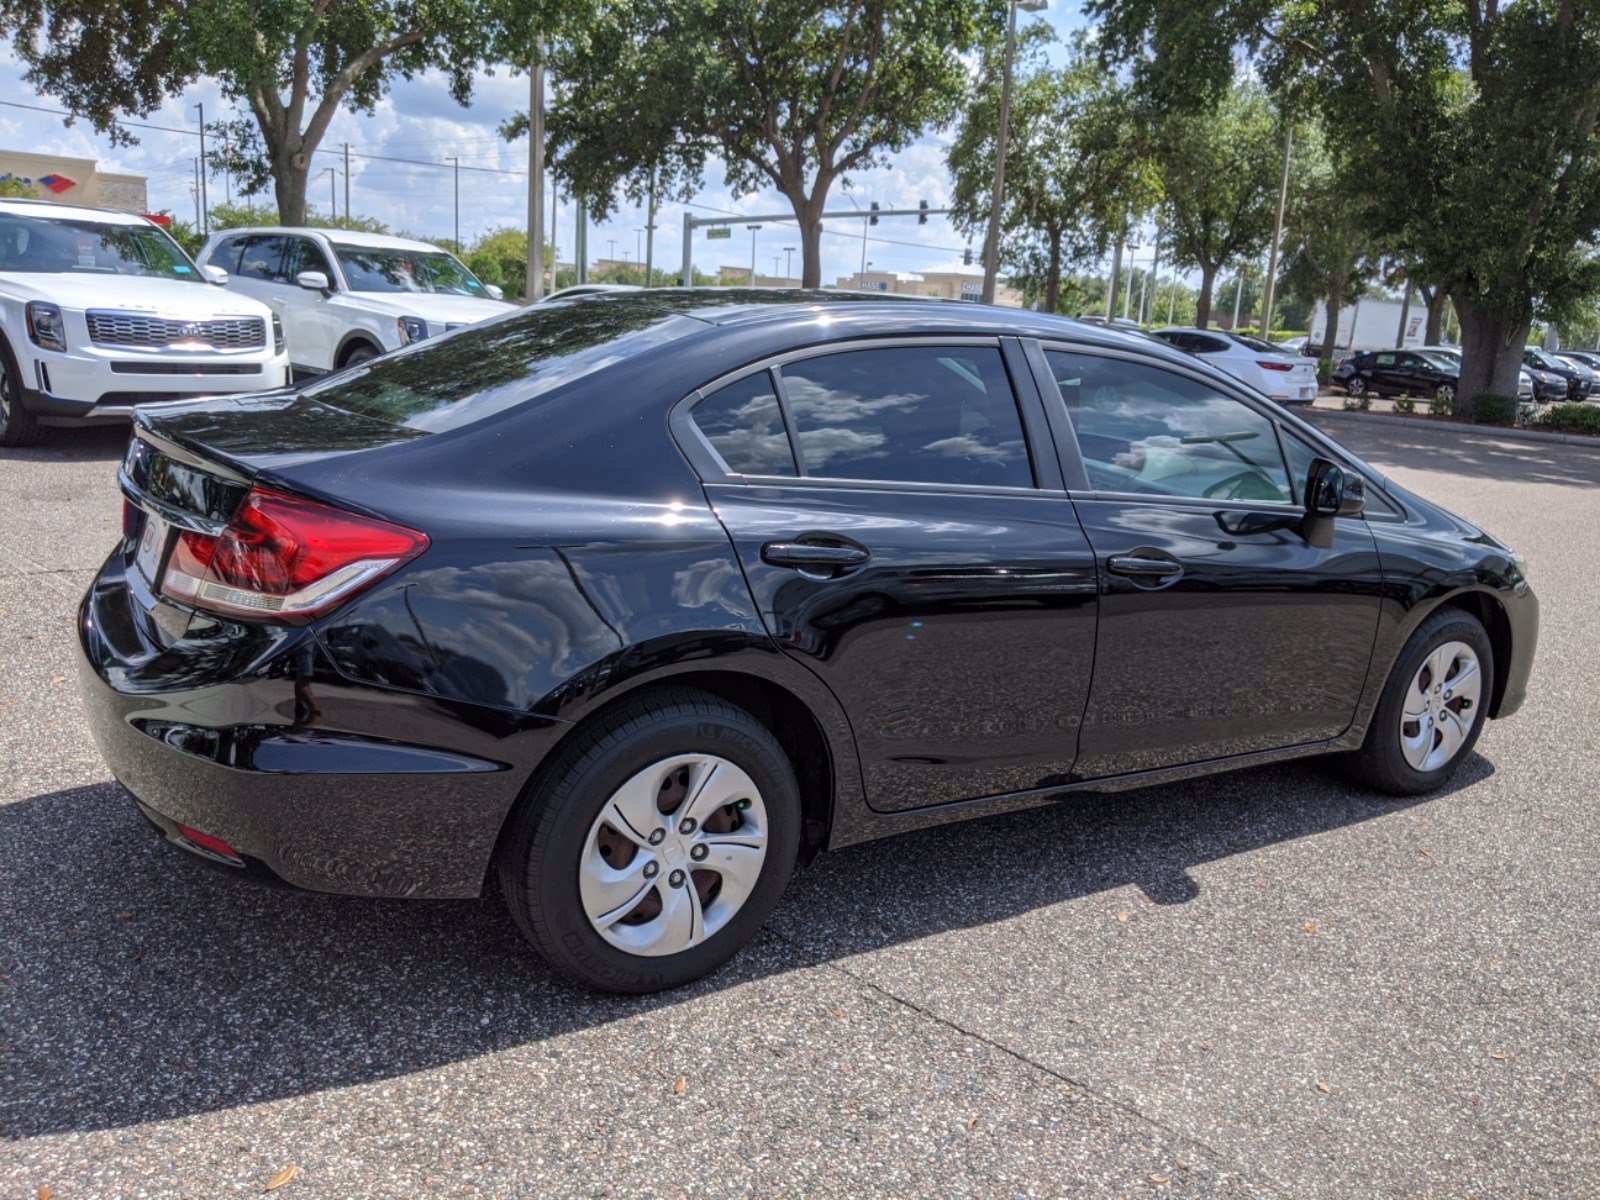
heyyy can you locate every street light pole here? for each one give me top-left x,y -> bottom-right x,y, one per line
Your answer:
1259,122 -> 1293,337
447,156 -> 460,251
982,0 -> 1047,305
526,40 -> 546,301
784,245 -> 796,280
747,225 -> 760,286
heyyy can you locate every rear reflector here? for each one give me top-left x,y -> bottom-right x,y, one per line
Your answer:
122,497 -> 141,540
1258,360 -> 1293,371
175,823 -> 242,862
160,487 -> 427,622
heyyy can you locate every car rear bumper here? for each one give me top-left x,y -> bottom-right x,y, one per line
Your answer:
76,553 -> 553,899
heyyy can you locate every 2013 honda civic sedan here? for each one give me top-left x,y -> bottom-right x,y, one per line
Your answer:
80,291 -> 1538,993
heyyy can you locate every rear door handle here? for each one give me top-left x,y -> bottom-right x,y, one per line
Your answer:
1107,554 -> 1184,580
761,540 -> 870,570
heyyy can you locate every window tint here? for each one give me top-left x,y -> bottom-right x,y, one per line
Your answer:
234,235 -> 287,282
1045,350 -> 1294,505
283,237 -> 334,281
1192,335 -> 1228,354
1280,430 -> 1322,506
780,346 -> 1032,488
692,372 -> 796,476
1374,353 -> 1397,366
208,237 -> 245,274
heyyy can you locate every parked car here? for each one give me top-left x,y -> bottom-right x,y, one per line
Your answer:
1524,346 -> 1595,401
1276,334 -> 1310,355
1149,326 -> 1320,404
1335,349 -> 1467,404
82,294 -> 1537,993
1554,349 -> 1600,384
0,198 -> 288,446
541,283 -> 643,302
1418,345 -> 1537,402
196,227 -> 515,379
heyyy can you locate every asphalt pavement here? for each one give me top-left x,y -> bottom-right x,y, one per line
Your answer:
2,415 -> 1596,1198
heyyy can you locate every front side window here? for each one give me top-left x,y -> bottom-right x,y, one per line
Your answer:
332,243 -> 488,296
1045,350 -> 1294,505
283,237 -> 335,282
0,213 -> 202,280
779,346 -> 1033,488
692,372 -> 796,476
234,235 -> 288,282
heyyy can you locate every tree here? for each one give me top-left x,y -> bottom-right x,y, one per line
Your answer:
1150,83 -> 1281,327
0,0 -> 572,225
1280,121 -> 1376,358
1090,0 -> 1600,410
946,29 -> 1150,313
544,0 -> 1003,288
0,178 -> 33,198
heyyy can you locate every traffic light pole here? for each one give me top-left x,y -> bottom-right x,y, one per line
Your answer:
679,207 -> 950,287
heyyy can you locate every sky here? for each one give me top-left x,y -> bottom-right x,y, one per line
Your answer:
0,4 -> 1165,287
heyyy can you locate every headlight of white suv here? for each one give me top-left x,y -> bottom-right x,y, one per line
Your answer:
25,302 -> 66,352
398,316 -> 429,345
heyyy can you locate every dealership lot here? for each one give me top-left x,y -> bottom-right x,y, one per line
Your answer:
2,417 -> 1596,1198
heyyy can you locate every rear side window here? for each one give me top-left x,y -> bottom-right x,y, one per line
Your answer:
235,235 -> 288,282
283,237 -> 334,282
779,346 -> 1033,488
692,372 -> 796,476
1045,350 -> 1293,505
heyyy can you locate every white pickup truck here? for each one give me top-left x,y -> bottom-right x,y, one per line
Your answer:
0,199 -> 288,446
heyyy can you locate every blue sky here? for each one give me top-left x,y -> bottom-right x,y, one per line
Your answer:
0,4 -> 1133,284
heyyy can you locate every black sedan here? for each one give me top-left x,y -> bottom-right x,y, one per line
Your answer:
1525,346 -> 1595,400
80,292 -> 1538,993
1333,349 -> 1460,403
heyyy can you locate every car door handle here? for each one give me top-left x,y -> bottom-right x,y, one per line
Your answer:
761,541 -> 870,569
1107,554 -> 1184,580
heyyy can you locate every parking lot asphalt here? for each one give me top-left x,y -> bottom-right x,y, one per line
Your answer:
2,416 -> 1596,1199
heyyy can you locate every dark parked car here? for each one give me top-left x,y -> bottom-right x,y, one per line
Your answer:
1333,349 -> 1461,403
81,292 -> 1538,993
1525,346 -> 1595,400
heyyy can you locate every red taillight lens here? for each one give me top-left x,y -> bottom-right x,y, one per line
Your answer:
122,497 -> 141,540
175,823 -> 242,862
161,487 -> 427,622
1258,360 -> 1293,371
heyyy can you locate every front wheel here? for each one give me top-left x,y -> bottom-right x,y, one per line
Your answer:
0,341 -> 44,448
1434,383 -> 1456,405
1345,374 -> 1368,398
497,687 -> 800,993
1342,609 -> 1493,795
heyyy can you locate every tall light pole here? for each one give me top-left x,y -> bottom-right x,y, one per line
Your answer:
1144,234 -> 1161,325
1123,243 -> 1139,321
982,0 -> 1047,305
746,225 -> 761,286
644,168 -> 657,284
1259,122 -> 1293,337
446,156 -> 460,251
320,167 -> 337,219
526,40 -> 546,301
193,102 -> 208,234
343,142 -> 350,221
783,245 -> 796,281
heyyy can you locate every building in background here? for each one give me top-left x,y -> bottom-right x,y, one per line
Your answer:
835,259 -> 1024,306
0,151 -> 149,213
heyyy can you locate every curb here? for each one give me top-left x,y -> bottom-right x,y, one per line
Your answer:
1303,406 -> 1600,449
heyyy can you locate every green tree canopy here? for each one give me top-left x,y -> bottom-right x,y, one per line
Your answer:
1279,121 -> 1377,357
946,29 -> 1151,313
542,0 -> 1004,287
0,0 -> 575,225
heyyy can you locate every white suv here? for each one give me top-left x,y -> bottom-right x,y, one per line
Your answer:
196,228 -> 515,379
0,199 -> 289,446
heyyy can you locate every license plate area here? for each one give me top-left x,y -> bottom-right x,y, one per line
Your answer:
135,509 -> 172,586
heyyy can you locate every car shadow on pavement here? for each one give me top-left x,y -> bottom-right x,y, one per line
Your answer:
1304,413 -> 1600,490
0,424 -> 130,466
0,751 -> 1492,1141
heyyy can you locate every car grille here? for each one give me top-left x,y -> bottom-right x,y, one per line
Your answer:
85,310 -> 266,350
109,361 -> 263,375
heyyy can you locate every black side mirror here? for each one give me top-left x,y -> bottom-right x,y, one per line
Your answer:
1303,458 -> 1365,547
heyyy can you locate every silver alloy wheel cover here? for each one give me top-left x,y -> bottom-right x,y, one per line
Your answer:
578,753 -> 769,957
1400,640 -> 1483,772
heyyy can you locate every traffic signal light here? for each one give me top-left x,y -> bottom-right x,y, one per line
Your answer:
869,202 -> 879,226
963,246 -> 973,266
918,200 -> 929,225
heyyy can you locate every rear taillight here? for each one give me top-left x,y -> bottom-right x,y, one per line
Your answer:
1258,360 -> 1293,371
159,487 -> 427,622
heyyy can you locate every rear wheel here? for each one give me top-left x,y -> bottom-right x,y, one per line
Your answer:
1343,609 -> 1493,795
0,340 -> 44,448
1434,382 -> 1456,405
1345,374 -> 1368,398
497,687 -> 801,993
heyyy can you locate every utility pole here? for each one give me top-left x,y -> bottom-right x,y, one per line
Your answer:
982,0 -> 1046,303
644,168 -> 656,285
1232,271 -> 1244,329
191,158 -> 201,229
323,167 -> 337,219
1137,264 -> 1149,327
343,142 -> 350,221
447,157 -> 460,251
550,178 -> 559,289
1259,123 -> 1293,338
575,198 -> 587,283
747,225 -> 760,286
1124,246 -> 1137,321
222,125 -> 232,205
526,39 -> 546,301
194,102 -> 208,234
783,245 -> 796,280
1167,278 -> 1176,325
1105,239 -> 1123,320
1145,235 -> 1161,325
1395,276 -> 1413,349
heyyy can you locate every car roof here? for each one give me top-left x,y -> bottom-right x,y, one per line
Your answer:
209,226 -> 450,253
0,197 -> 154,225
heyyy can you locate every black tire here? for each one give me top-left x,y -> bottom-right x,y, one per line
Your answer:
341,342 -> 378,369
0,338 -> 44,448
1434,382 -> 1456,405
497,686 -> 801,993
1342,608 -> 1494,795
1345,374 -> 1367,398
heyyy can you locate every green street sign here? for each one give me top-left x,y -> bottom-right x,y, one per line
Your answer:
706,227 -> 732,240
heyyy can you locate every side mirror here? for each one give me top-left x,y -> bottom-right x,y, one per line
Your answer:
296,270 -> 331,293
201,264 -> 230,285
485,283 -> 504,301
1303,457 -> 1365,547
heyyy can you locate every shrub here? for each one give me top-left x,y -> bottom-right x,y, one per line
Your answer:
1472,393 -> 1518,426
1534,403 -> 1600,437
1343,394 -> 1371,411
1393,394 -> 1416,414
1428,391 -> 1454,415
1317,358 -> 1336,385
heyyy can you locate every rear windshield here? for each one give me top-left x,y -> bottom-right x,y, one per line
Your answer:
1227,332 -> 1285,355
300,299 -> 700,432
